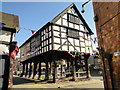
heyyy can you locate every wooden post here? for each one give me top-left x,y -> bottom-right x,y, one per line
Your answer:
60,65 -> 63,79
75,57 -> 77,72
28,62 -> 32,78
72,57 -> 76,80
45,60 -> 49,80
53,60 -> 57,83
21,63 -> 25,77
67,60 -> 70,72
85,57 -> 89,78
52,51 -> 57,83
50,62 -> 52,76
25,63 -> 28,77
32,62 -> 37,79
38,62 -> 41,80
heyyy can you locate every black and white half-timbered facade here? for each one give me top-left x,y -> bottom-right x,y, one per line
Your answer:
19,3 -> 94,82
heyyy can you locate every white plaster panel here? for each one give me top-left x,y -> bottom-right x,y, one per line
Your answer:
74,24 -> 79,30
62,45 -> 68,51
49,44 -> 52,50
53,31 -> 60,37
68,10 -> 71,13
81,48 -> 85,52
53,25 -> 59,30
86,47 -> 90,53
56,18 -> 61,25
41,31 -> 44,35
62,19 -> 68,26
62,13 -> 67,19
85,40 -> 89,46
89,47 -> 93,54
61,33 -> 66,38
79,32 -> 84,37
41,36 -> 44,41
86,40 -> 92,47
80,25 -> 85,31
61,39 -> 66,44
44,41 -> 46,46
74,39 -> 79,46
80,42 -> 85,47
79,37 -> 85,41
44,47 -> 46,52
76,47 -> 80,52
46,46 -> 48,51
69,46 -> 74,51
68,38 -> 74,45
49,31 -> 51,37
54,44 -> 60,50
61,27 -> 66,33
54,37 -> 60,44
69,22 -> 74,28
49,38 -> 52,43
49,26 -> 51,31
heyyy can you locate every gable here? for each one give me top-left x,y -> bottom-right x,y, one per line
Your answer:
51,3 -> 93,35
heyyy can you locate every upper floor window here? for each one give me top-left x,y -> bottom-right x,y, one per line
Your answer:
68,13 -> 80,24
67,29 -> 79,39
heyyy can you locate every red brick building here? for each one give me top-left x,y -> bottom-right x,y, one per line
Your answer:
93,2 -> 120,89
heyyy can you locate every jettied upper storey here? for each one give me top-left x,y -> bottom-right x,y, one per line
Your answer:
20,3 -> 94,61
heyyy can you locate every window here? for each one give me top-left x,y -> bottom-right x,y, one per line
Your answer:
68,14 -> 80,24
68,29 -> 79,38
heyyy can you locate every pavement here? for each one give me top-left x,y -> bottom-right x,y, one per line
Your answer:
11,75 -> 104,89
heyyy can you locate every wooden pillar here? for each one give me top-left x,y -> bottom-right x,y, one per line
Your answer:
75,57 -> 77,71
32,62 -> 37,79
52,52 -> 57,83
50,62 -> 52,76
72,57 -> 76,80
25,63 -> 28,77
21,63 -> 25,77
60,65 -> 63,78
28,62 -> 32,78
85,57 -> 89,78
53,60 -> 57,83
67,60 -> 70,72
45,60 -> 49,80
38,62 -> 41,80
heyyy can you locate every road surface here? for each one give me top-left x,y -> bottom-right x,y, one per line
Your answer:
12,75 -> 104,89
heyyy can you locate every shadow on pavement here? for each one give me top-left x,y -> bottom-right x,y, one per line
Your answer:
13,76 -> 35,85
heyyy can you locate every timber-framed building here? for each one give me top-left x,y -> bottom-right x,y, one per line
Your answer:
19,3 -> 94,82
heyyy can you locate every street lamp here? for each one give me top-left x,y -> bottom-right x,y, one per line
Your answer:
81,0 -> 91,13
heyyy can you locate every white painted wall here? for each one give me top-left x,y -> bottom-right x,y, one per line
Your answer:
0,30 -> 14,55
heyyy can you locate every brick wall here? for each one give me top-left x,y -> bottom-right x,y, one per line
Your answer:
93,2 -> 120,89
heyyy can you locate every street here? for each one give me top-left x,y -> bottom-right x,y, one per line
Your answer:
12,75 -> 104,89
